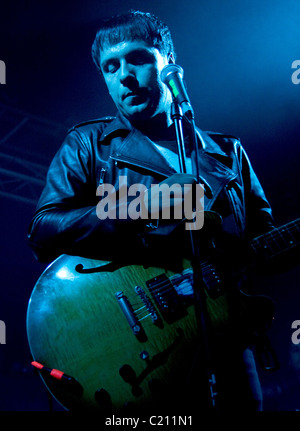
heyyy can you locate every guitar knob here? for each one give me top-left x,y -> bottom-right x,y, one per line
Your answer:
140,351 -> 149,361
119,364 -> 137,384
94,388 -> 112,410
119,364 -> 143,397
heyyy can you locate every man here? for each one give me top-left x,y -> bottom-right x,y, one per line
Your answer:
28,11 -> 274,411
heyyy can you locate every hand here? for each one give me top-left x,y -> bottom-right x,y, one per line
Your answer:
141,173 -> 198,222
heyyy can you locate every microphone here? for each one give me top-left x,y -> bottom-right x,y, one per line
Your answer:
160,64 -> 194,120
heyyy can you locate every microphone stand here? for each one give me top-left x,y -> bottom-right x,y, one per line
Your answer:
171,102 -> 218,409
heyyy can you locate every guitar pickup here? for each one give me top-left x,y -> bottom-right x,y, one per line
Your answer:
146,274 -> 186,323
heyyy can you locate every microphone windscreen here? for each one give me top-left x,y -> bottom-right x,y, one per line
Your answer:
160,64 -> 184,84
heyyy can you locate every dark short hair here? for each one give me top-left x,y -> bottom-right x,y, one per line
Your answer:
91,10 -> 176,73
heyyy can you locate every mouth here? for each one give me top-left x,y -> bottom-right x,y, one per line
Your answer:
123,91 -> 140,100
122,87 -> 149,102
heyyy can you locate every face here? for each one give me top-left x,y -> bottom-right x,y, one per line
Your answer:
100,40 -> 172,122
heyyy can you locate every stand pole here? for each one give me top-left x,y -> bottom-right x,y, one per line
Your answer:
171,102 -> 217,409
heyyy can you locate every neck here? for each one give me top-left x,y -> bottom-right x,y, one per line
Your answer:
130,111 -> 175,141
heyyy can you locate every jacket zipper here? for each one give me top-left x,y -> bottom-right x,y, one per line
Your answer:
98,167 -> 106,186
225,183 -> 244,238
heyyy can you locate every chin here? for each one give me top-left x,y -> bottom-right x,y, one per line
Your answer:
121,99 -> 157,121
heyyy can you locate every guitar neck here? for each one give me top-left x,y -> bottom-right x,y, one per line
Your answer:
250,218 -> 300,261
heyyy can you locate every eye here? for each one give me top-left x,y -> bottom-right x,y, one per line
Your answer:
128,51 -> 154,66
130,57 -> 147,66
104,61 -> 119,74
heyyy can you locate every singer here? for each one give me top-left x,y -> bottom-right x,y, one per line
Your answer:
28,10 -> 276,413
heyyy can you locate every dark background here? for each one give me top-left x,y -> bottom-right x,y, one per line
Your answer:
0,0 -> 299,411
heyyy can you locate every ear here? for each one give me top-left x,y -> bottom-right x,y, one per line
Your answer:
167,52 -> 175,64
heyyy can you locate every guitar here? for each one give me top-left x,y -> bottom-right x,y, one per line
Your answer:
26,218 -> 299,412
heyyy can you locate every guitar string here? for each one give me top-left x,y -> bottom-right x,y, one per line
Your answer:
139,223 -> 300,300
130,277 -> 191,319
251,229 -> 299,250
134,244 -> 290,321
251,234 -> 299,256
146,223 -> 300,298
138,312 -> 154,321
134,305 -> 148,313
252,224 -> 299,246
148,276 -> 193,297
251,223 -> 299,254
131,222 -> 300,319
144,263 -> 220,300
252,220 -> 300,243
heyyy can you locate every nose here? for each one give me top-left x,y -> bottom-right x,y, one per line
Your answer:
119,60 -> 135,84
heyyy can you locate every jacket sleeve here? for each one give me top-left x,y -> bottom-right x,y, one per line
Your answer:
237,143 -> 300,273
27,129 -> 145,263
238,143 -> 275,238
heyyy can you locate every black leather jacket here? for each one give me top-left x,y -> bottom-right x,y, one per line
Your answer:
28,113 -> 274,264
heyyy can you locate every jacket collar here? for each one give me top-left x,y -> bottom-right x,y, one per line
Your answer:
100,112 -> 229,159
99,113 -> 132,142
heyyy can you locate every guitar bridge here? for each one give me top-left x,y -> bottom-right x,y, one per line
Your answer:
135,286 -> 162,326
115,291 -> 146,340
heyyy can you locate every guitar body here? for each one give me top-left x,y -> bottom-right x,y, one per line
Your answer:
26,218 -> 299,412
27,254 -> 225,412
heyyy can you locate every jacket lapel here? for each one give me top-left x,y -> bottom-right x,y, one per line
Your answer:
100,116 -> 237,209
